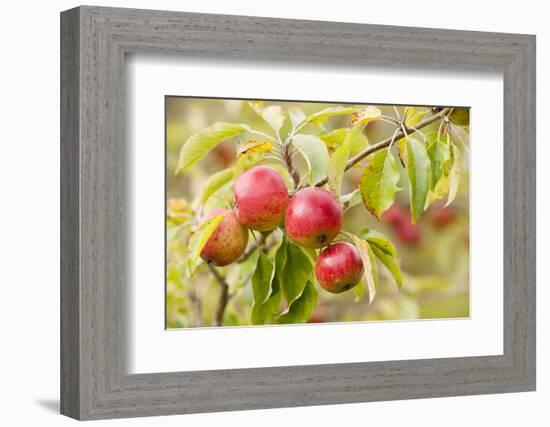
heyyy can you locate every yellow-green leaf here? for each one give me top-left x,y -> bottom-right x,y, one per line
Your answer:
280,240 -> 314,306
249,102 -> 285,134
359,148 -> 400,218
340,189 -> 363,210
197,168 -> 234,208
361,229 -> 398,257
277,281 -> 318,324
176,122 -> 248,173
426,133 -> 452,191
405,107 -> 427,127
234,151 -> 265,177
397,137 -> 407,166
327,143 -> 350,198
319,128 -> 349,148
349,235 -> 378,304
429,173 -> 451,203
288,108 -> 307,130
187,213 -> 226,275
251,249 -> 282,325
327,125 -> 363,197
297,106 -> 356,130
445,143 -> 461,207
354,279 -> 366,302
350,106 -> 382,127
406,137 -> 431,223
320,128 -> 368,154
370,245 -> 403,289
292,134 -> 329,185
237,139 -> 273,156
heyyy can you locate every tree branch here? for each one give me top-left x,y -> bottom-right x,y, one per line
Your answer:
186,288 -> 203,327
237,230 -> 277,263
314,108 -> 451,187
207,263 -> 230,327
283,141 -> 301,188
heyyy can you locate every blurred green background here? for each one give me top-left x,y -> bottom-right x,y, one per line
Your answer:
166,97 -> 470,328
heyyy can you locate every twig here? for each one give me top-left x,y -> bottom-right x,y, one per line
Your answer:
207,263 -> 230,327
238,230 -> 276,263
283,141 -> 301,188
186,288 -> 203,327
314,108 -> 451,187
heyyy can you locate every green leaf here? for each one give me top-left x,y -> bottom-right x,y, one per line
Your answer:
327,145 -> 350,197
319,128 -> 349,148
187,213 -> 226,275
354,279 -> 366,302
319,128 -> 369,154
429,173 -> 450,203
288,108 -> 307,130
445,143 -> 461,207
396,138 -> 407,166
236,139 -> 273,156
405,137 -> 431,223
297,106 -> 356,130
197,168 -> 234,208
327,124 -> 363,197
359,148 -> 400,218
251,249 -> 282,325
280,240 -> 314,306
249,102 -> 285,134
340,189 -> 363,210
277,281 -> 318,324
251,250 -> 274,304
450,122 -> 470,148
370,245 -> 403,288
361,229 -> 398,257
404,107 -> 427,127
234,151 -> 265,177
348,235 -> 378,304
426,134 -> 451,191
292,134 -> 330,185
176,122 -> 248,173
350,106 -> 382,127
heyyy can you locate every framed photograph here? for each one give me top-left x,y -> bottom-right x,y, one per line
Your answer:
61,6 -> 536,420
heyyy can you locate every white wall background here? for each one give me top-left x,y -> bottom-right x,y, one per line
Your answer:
0,0 -> 546,425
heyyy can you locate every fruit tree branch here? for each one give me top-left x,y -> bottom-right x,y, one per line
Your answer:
283,141 -> 301,188
207,263 -> 230,326
314,108 -> 451,188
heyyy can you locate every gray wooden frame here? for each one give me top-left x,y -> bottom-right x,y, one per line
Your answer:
60,5 -> 536,420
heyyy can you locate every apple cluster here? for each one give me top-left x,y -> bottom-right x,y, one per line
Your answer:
200,165 -> 365,294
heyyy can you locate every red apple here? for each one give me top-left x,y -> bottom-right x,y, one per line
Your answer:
200,208 -> 249,266
396,218 -> 421,246
381,203 -> 406,226
233,166 -> 288,231
315,242 -> 364,293
432,206 -> 456,228
285,187 -> 343,248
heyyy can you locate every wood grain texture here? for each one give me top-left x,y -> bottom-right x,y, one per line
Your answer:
60,7 -> 81,419
60,6 -> 536,420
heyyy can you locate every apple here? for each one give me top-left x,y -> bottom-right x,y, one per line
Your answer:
285,187 -> 343,248
432,206 -> 456,228
381,203 -> 406,226
396,219 -> 421,246
200,208 -> 249,266
315,242 -> 364,293
233,166 -> 288,231
449,108 -> 470,126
